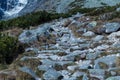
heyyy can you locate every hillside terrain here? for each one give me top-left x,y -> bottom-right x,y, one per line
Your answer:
1,0 -> 120,19
0,0 -> 120,80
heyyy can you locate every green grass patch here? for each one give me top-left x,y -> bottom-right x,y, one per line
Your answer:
0,11 -> 70,31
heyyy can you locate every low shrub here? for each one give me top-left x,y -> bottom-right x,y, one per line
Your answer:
0,33 -> 24,64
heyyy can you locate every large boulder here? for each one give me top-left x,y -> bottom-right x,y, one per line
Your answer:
94,54 -> 120,69
89,69 -> 105,80
87,21 -> 97,30
104,22 -> 120,33
83,31 -> 95,37
18,24 -> 53,43
43,69 -> 62,80
94,26 -> 106,34
19,66 -> 39,79
92,35 -> 104,42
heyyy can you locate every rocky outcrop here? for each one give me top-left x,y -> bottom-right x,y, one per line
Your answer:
1,0 -> 120,80
17,13 -> 120,80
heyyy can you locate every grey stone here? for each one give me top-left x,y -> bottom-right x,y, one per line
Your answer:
110,71 -> 116,76
96,44 -> 109,50
58,70 -> 71,80
79,43 -> 90,49
86,53 -> 99,60
67,65 -> 77,71
94,63 -> 100,69
72,71 -> 85,77
94,54 -> 120,69
87,21 -> 97,30
83,31 -> 95,37
43,69 -> 61,80
116,7 -> 120,11
38,65 -> 53,71
89,69 -> 105,80
78,60 -> 91,69
80,53 -> 86,59
112,42 -> 120,48
19,24 -> 50,43
93,35 -> 104,41
104,22 -> 120,33
40,59 -> 55,66
19,66 -> 39,79
26,31 -> 32,37
82,74 -> 88,80
77,28 -> 87,34
88,21 -> 97,27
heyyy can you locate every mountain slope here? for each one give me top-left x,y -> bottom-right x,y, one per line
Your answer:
0,0 -> 120,80
1,13 -> 120,80
1,0 -> 120,19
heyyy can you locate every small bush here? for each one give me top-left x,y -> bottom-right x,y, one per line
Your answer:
0,33 -> 24,64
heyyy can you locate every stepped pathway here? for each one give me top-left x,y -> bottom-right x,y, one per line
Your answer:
19,14 -> 120,80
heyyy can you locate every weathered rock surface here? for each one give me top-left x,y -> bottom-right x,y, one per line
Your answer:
104,22 -> 120,33
2,13 -> 120,80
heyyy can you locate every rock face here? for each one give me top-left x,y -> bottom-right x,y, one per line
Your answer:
0,0 -> 7,10
18,0 -> 37,15
0,0 -> 18,19
31,0 -> 120,13
0,0 -> 28,19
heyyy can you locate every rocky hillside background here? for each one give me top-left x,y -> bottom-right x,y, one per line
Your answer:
1,0 -> 120,19
0,0 -> 120,80
17,0 -> 120,14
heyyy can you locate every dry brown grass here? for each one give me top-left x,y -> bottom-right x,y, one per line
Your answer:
0,70 -> 17,80
16,70 -> 35,80
98,62 -> 108,69
37,34 -> 57,45
2,28 -> 23,37
9,51 -> 41,75
109,18 -> 120,23
116,57 -> 120,68
0,51 -> 43,80
68,16 -> 106,38
68,22 -> 84,37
